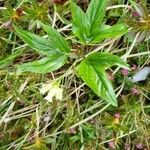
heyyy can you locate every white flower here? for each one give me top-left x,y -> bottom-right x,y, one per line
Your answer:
39,83 -> 53,95
130,67 -> 150,83
39,82 -> 63,102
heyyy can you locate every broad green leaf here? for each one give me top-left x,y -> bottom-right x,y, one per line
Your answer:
14,25 -> 58,55
71,0 -> 127,44
87,52 -> 129,70
14,24 -> 70,73
17,52 -> 67,73
76,52 -> 130,106
76,60 -> 117,106
71,0 -> 107,43
86,0 -> 107,31
0,50 -> 22,68
39,22 -> 70,53
91,24 -> 128,43
70,1 -> 90,43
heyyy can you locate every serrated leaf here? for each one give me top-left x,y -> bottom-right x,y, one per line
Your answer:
71,0 -> 127,44
14,25 -> 59,55
87,52 -> 129,70
14,24 -> 70,73
70,1 -> 90,43
76,60 -> 117,106
86,0 -> 107,31
70,0 -> 108,43
76,52 -> 130,106
0,50 -> 23,68
17,52 -> 67,73
39,22 -> 70,53
91,24 -> 128,43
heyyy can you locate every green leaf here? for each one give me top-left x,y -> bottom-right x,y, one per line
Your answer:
76,52 -> 130,106
0,50 -> 22,68
14,24 -> 70,73
14,25 -> 59,55
39,22 -> 70,53
17,52 -> 67,73
70,1 -> 90,43
87,52 -> 129,70
76,60 -> 117,106
86,0 -> 107,31
70,0 -> 108,43
91,24 -> 128,43
71,0 -> 127,44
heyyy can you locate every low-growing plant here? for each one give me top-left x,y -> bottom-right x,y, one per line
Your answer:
12,0 -> 129,107
70,0 -> 127,44
0,0 -> 150,149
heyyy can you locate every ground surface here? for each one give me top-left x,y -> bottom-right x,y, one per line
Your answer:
0,0 -> 150,150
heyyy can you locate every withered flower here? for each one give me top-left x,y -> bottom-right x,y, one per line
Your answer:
126,3 -> 150,42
